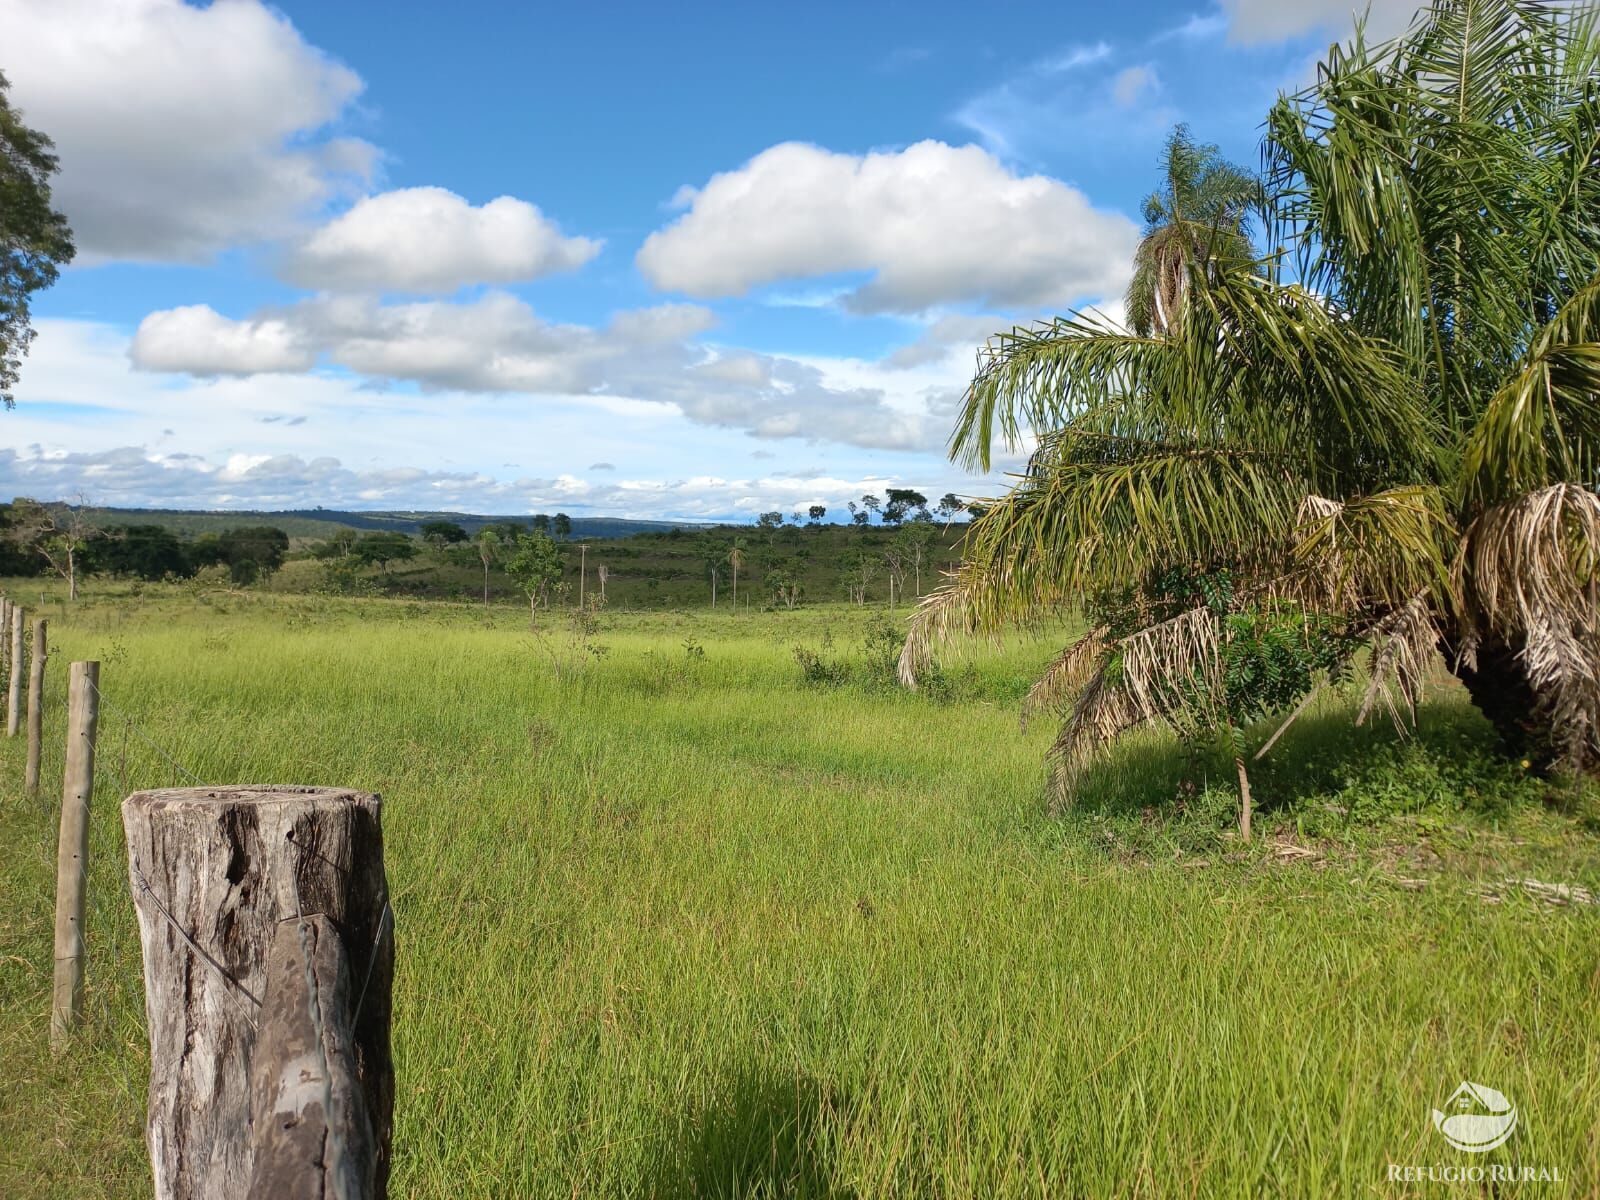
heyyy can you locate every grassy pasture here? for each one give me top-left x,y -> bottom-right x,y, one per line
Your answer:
0,588 -> 1596,1197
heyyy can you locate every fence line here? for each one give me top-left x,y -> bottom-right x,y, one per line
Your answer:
17,601 -> 392,1198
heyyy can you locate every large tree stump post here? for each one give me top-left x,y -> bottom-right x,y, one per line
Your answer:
122,787 -> 393,1200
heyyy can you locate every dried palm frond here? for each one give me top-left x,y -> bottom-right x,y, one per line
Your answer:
1292,485 -> 1454,613
1020,626 -> 1108,730
1457,483 -> 1600,765
1356,591 -> 1438,730
1045,605 -> 1224,797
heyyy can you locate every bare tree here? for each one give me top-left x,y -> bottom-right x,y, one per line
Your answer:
9,497 -> 100,600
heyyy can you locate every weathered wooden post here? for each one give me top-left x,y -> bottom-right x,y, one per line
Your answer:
26,618 -> 46,795
8,602 -> 24,736
122,786 -> 393,1200
51,660 -> 100,1048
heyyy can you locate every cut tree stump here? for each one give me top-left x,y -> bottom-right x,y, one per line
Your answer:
122,786 -> 393,1200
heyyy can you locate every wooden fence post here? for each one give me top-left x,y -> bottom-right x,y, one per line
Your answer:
51,660 -> 100,1048
122,786 -> 393,1200
26,618 -> 46,795
8,602 -> 24,736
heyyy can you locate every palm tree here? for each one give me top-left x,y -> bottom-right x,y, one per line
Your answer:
475,529 -> 499,608
1126,124 -> 1257,337
728,537 -> 748,609
903,0 -> 1600,804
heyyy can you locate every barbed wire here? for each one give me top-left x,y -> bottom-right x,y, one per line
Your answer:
83,675 -> 206,786
130,861 -> 262,1024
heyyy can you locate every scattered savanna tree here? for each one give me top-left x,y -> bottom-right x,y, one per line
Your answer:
8,498 -> 102,599
808,504 -> 827,525
504,529 -> 563,623
420,520 -> 468,549
350,531 -> 417,574
474,529 -> 499,606
903,0 -> 1600,823
552,513 -> 573,540
728,537 -> 749,608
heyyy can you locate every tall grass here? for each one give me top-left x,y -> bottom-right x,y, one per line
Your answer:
1,590 -> 1596,1197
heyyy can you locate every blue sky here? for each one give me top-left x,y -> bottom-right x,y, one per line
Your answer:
2,0 -> 1421,519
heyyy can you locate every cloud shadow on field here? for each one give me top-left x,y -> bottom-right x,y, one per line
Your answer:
642,1067 -> 858,1199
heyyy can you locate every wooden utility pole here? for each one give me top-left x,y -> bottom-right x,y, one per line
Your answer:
578,542 -> 588,607
51,660 -> 100,1048
26,618 -> 47,795
8,602 -> 23,736
122,786 -> 393,1200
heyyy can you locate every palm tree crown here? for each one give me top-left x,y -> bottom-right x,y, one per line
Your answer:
1126,124 -> 1258,336
906,0 -> 1600,798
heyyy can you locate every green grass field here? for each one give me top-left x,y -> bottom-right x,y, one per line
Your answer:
1,588 -> 1597,1197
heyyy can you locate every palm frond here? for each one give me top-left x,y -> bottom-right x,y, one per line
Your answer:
1356,592 -> 1439,730
1020,626 -> 1108,730
1457,482 -> 1600,764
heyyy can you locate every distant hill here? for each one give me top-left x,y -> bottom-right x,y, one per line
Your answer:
72,506 -> 706,540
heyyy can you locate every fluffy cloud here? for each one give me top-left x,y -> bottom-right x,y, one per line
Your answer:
636,140 -> 1138,314
132,305 -> 316,375
1220,0 -> 1423,44
284,187 -> 601,292
128,294 -> 942,451
1,0 -> 373,261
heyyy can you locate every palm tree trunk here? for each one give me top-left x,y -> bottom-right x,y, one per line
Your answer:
1444,633 -> 1557,769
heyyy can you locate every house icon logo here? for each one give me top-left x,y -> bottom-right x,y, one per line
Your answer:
1431,1082 -> 1518,1153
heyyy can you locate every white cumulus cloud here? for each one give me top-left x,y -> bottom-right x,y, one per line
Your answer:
636,140 -> 1138,314
126,294 -> 943,452
131,305 -> 316,375
1,0 -> 375,263
284,187 -> 601,292
1221,0 -> 1423,44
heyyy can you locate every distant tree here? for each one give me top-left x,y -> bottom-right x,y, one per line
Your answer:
531,513 -> 551,533
86,525 -> 189,581
552,513 -> 573,540
419,520 -> 467,548
485,521 -> 526,542
219,527 -> 289,578
1,70 -> 75,409
755,511 -> 784,529
765,560 -> 802,609
935,493 -> 965,522
8,498 -> 101,599
350,531 -> 418,574
504,529 -> 563,623
728,537 -> 749,608
883,488 -> 928,526
475,529 -> 499,606
309,528 -> 359,559
698,537 -> 724,608
840,547 -> 878,605
860,494 -> 882,523
883,541 -> 907,610
895,521 -> 936,596
807,504 -> 827,525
